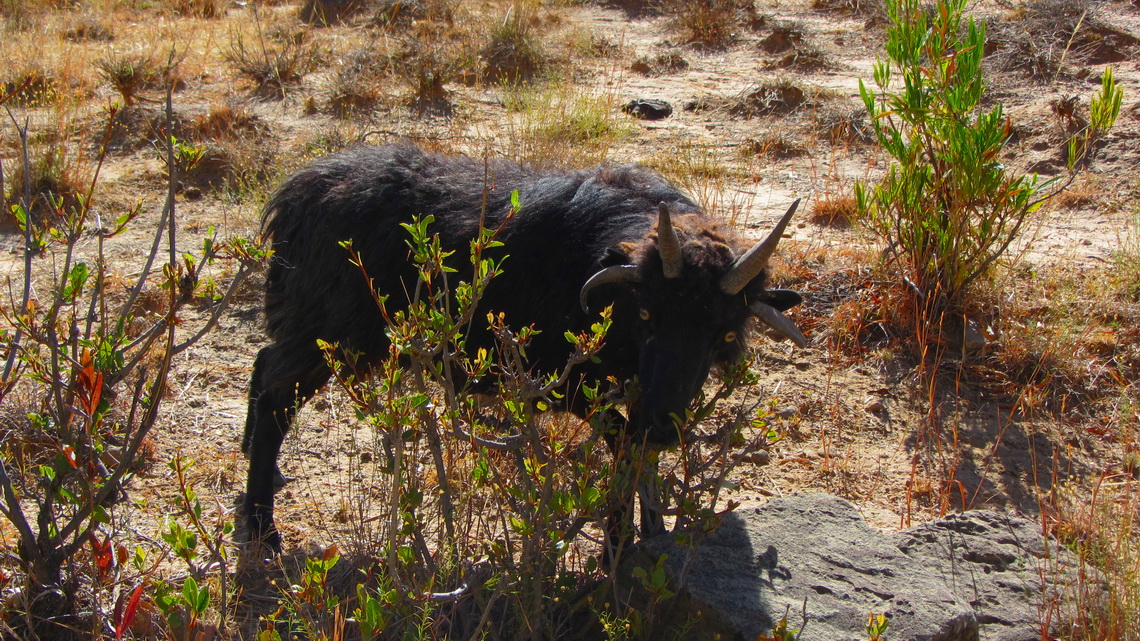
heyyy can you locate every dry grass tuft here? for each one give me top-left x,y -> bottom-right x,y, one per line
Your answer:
642,140 -> 758,223
728,78 -> 829,118
498,82 -> 631,168
166,0 -> 226,18
1051,483 -> 1140,639
812,108 -> 873,146
298,0 -> 368,26
771,43 -> 834,71
62,15 -> 115,42
3,144 -> 90,232
184,101 -> 279,193
370,0 -> 455,28
192,100 -> 266,141
481,4 -> 548,83
663,0 -> 761,49
988,0 -> 1139,80
630,51 -> 689,75
810,192 -> 859,228
226,28 -> 317,100
392,39 -> 464,114
1,67 -> 60,108
742,130 -> 809,159
1112,210 -> 1140,303
812,0 -> 885,19
96,54 -> 168,106
759,20 -> 806,53
324,47 -> 389,117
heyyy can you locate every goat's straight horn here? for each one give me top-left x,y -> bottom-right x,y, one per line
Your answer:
657,203 -> 683,278
720,198 -> 801,295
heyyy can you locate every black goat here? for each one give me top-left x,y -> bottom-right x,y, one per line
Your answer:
242,144 -> 805,551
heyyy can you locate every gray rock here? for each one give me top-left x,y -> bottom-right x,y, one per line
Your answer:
619,495 -> 1089,640
620,494 -> 977,641
891,511 -> 1085,641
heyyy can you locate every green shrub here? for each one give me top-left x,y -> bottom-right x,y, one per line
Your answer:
855,0 -> 1051,322
0,104 -> 259,640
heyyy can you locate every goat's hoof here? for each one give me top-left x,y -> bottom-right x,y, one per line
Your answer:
243,527 -> 282,558
272,466 -> 289,490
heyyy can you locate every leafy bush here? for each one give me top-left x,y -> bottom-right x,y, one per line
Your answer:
0,104 -> 258,640
855,0 -> 1054,326
253,194 -> 783,639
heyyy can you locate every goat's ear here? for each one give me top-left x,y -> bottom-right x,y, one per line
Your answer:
600,245 -> 633,267
758,289 -> 802,312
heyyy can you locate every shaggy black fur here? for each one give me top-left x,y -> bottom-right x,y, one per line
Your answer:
242,144 -> 799,551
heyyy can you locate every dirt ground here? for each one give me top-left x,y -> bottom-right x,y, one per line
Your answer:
3,0 -> 1140,627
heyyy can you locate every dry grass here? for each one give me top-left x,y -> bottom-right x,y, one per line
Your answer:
810,191 -> 858,228
496,81 -> 632,168
641,140 -> 763,225
811,108 -> 873,147
323,46 -> 389,117
3,142 -> 90,231
728,78 -> 832,118
663,0 -> 763,49
742,130 -> 809,159
988,0 -> 1140,80
298,0 -> 367,25
481,2 -> 548,83
167,0 -> 226,19
225,21 -> 318,100
96,53 -> 169,106
812,0 -> 885,19
630,51 -> 689,75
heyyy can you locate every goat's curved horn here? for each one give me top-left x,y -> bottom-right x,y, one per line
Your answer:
580,266 -> 641,312
750,301 -> 807,348
720,198 -> 801,295
657,203 -> 683,279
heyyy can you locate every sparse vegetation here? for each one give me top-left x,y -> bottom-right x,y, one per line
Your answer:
1,0 -> 1138,637
481,2 -> 548,83
728,78 -> 828,117
987,0 -> 1139,80
96,53 -> 166,106
226,19 -> 317,99
630,51 -> 689,75
324,46 -> 389,117
0,103 -> 259,641
167,0 -> 226,19
499,82 -> 632,167
663,0 -> 762,49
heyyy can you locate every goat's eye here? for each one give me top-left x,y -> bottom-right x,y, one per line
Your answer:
639,308 -> 651,321
724,331 -> 738,343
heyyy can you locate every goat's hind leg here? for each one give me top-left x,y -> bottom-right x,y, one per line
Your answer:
244,348 -> 289,490
243,342 -> 330,552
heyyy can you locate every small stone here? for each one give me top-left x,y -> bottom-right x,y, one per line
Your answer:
776,406 -> 799,419
622,98 -> 673,120
360,451 -> 373,463
184,186 -> 203,200
865,397 -> 884,413
741,450 -> 771,466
